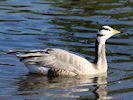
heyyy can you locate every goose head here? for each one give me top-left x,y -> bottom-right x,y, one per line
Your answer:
97,25 -> 121,44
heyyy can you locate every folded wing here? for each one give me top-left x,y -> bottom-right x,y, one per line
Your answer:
16,48 -> 92,75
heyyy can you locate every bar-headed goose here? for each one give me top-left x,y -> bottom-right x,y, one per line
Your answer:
10,25 -> 121,76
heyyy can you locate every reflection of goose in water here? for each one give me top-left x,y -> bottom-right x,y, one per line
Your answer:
10,26 -> 121,76
17,74 -> 108,99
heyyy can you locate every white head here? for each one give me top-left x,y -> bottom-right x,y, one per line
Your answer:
97,25 -> 121,44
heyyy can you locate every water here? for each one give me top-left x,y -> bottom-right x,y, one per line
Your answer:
0,0 -> 133,100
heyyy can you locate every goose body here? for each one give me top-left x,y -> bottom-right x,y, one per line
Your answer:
11,26 -> 121,76
16,48 -> 97,76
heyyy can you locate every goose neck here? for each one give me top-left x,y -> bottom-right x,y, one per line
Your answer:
94,39 -> 107,72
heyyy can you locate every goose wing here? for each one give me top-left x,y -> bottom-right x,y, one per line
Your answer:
15,48 -> 92,74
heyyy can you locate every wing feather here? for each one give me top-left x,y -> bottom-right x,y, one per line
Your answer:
16,48 -> 92,74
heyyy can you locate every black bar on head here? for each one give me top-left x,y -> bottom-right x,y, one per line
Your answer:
99,27 -> 110,31
97,34 -> 105,37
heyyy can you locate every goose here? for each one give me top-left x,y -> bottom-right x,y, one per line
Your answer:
10,25 -> 121,76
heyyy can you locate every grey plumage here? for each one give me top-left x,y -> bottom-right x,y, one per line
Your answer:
16,48 -> 92,75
